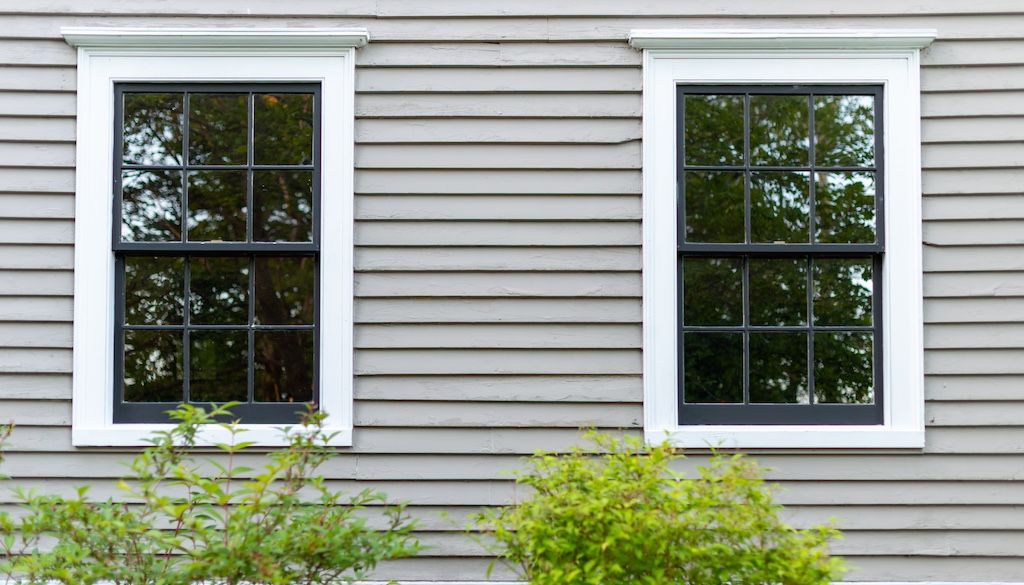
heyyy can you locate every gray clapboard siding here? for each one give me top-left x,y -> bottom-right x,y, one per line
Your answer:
355,118 -> 642,144
356,68 -> 642,94
0,373 -> 69,399
8,0 -> 1024,16
358,43 -> 639,67
0,219 -> 72,244
924,194 -> 1024,220
0,67 -> 75,92
923,93 -> 1024,119
922,169 -> 1024,195
356,93 -> 641,118
925,220 -> 1024,246
354,375 -> 642,402
355,349 -> 642,375
923,65 -> 1024,92
355,247 -> 640,272
927,323 -> 1024,348
926,298 -> 1024,323
355,323 -> 641,349
355,272 -> 641,297
923,143 -> 1024,169
0,270 -> 72,295
0,194 -> 73,218
0,117 -> 76,142
353,298 -> 640,323
354,142 -> 640,170
0,296 -> 72,320
0,246 -> 71,269
355,195 -> 641,220
355,221 -> 640,247
925,246 -> 1024,272
0,322 -> 70,347
927,375 -> 1024,400
356,169 -> 640,194
924,117 -> 1024,144
0,91 -> 73,117
924,272 -> 1024,298
0,40 -> 73,66
0,142 -> 74,168
0,348 -> 70,373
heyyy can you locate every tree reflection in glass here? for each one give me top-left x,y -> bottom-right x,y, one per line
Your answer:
187,170 -> 247,242
683,332 -> 743,403
750,95 -> 809,166
189,330 -> 247,402
749,332 -> 808,403
815,331 -> 873,404
124,330 -> 182,402
121,170 -> 182,242
122,93 -> 183,166
189,93 -> 248,165
684,171 -> 744,243
255,331 -> 314,402
749,258 -> 806,326
816,172 -> 876,243
750,172 -> 810,243
124,256 -> 184,325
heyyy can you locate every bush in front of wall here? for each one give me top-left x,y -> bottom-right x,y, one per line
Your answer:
0,404 -> 419,585
475,432 -> 845,585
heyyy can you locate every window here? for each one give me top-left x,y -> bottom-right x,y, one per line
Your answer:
115,84 -> 320,424
632,29 -> 935,448
64,27 -> 367,446
678,85 -> 883,426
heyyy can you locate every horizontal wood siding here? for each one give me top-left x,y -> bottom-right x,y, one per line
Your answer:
0,2 -> 1022,581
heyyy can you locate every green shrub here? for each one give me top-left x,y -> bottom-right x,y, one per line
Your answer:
475,432 -> 845,585
0,405 -> 418,585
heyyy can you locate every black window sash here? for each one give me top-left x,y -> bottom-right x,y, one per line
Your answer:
676,84 -> 885,426
112,83 -> 322,424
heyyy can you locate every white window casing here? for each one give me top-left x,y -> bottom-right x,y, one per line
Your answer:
63,28 -> 367,447
631,29 -> 936,449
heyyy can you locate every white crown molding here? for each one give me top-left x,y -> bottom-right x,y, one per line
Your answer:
628,28 -> 937,51
61,27 -> 370,49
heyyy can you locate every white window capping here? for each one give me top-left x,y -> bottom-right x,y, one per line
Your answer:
632,29 -> 935,450
64,28 -> 366,447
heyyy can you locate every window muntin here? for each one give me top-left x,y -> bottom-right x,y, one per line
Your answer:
113,83 -> 320,424
678,85 -> 883,426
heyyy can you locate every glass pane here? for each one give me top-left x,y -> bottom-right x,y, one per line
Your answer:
189,330 -> 247,402
124,257 -> 184,325
124,330 -> 182,402
189,256 -> 249,325
815,331 -> 874,404
684,94 -> 744,166
749,258 -> 807,326
815,95 -> 875,168
750,172 -> 810,243
254,93 -> 314,165
254,256 -> 315,325
682,257 -> 742,326
253,171 -> 313,242
121,169 -> 183,242
749,332 -> 808,403
255,330 -> 314,402
684,171 -> 744,243
122,93 -> 183,166
750,95 -> 809,166
188,93 -> 248,165
187,170 -> 247,242
682,332 -> 743,403
814,258 -> 873,326
815,172 -> 876,244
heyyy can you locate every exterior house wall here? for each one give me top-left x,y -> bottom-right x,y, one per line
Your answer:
0,1 -> 1023,580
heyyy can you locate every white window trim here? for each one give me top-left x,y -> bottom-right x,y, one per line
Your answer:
63,28 -> 368,447
631,29 -> 936,450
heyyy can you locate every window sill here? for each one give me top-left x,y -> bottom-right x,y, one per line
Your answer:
72,425 -> 353,448
646,426 -> 924,450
